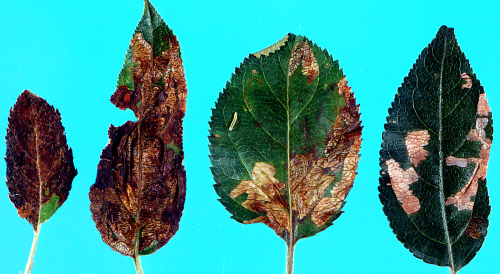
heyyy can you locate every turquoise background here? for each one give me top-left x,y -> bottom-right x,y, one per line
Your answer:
1,0 -> 498,273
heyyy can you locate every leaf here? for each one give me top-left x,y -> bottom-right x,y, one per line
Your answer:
209,34 -> 362,271
89,0 -> 187,261
6,90 -> 77,229
379,26 -> 492,272
6,89 -> 77,273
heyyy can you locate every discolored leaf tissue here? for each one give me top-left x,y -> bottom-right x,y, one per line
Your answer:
379,26 -> 492,273
6,89 -> 77,273
209,34 -> 362,273
88,0 -> 187,267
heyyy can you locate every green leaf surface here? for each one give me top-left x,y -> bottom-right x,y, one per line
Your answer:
209,33 -> 362,257
379,26 -> 492,272
89,0 -> 187,261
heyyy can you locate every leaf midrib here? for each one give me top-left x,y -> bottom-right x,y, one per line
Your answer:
34,123 -> 44,228
437,35 -> 455,272
286,39 -> 294,248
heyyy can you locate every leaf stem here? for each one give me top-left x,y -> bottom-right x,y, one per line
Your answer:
133,252 -> 144,274
286,242 -> 295,274
24,223 -> 41,274
450,267 -> 457,274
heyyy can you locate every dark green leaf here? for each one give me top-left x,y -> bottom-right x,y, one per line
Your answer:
209,34 -> 362,248
379,26 -> 492,272
89,0 -> 187,258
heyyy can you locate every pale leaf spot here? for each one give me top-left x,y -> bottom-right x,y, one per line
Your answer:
446,113 -> 491,211
445,180 -> 478,211
477,93 -> 491,116
336,77 -> 352,97
386,159 -> 420,215
405,130 -> 430,167
461,72 -> 472,89
445,156 -> 479,168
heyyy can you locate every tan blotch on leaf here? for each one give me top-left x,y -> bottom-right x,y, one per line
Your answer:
127,32 -> 187,117
311,77 -> 361,227
405,130 -> 430,167
386,159 -> 421,215
477,93 -> 491,116
289,153 -> 336,224
229,162 -> 289,235
288,41 -> 319,84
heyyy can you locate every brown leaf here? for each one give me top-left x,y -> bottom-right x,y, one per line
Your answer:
5,90 -> 77,230
89,119 -> 186,257
89,2 -> 187,257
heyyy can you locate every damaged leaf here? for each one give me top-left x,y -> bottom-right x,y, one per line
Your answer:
89,0 -> 187,268
209,34 -> 362,273
6,90 -> 77,273
379,26 -> 492,273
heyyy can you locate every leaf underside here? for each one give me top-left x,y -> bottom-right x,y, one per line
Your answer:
379,26 -> 492,272
6,90 -> 77,230
89,0 -> 187,257
209,34 -> 362,245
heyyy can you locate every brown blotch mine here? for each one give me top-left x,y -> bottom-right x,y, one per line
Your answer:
229,162 -> 289,235
288,41 -> 319,84
289,153 -> 336,223
309,76 -> 362,227
405,130 -> 430,167
464,217 -> 486,239
386,159 -> 421,215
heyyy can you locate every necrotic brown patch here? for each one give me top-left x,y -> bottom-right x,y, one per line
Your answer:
386,159 -> 420,215
229,162 -> 289,236
288,41 -> 319,84
464,217 -> 486,239
405,130 -> 430,167
289,153 -> 335,223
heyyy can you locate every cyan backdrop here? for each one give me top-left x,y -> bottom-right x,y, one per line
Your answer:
1,0 -> 498,273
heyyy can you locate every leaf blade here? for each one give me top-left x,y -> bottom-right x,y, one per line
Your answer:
209,34 -> 362,247
5,90 -> 77,230
379,26 -> 492,272
89,0 -> 187,258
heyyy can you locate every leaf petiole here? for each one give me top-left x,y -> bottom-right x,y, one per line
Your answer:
133,252 -> 144,274
286,242 -> 295,274
24,223 -> 41,274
